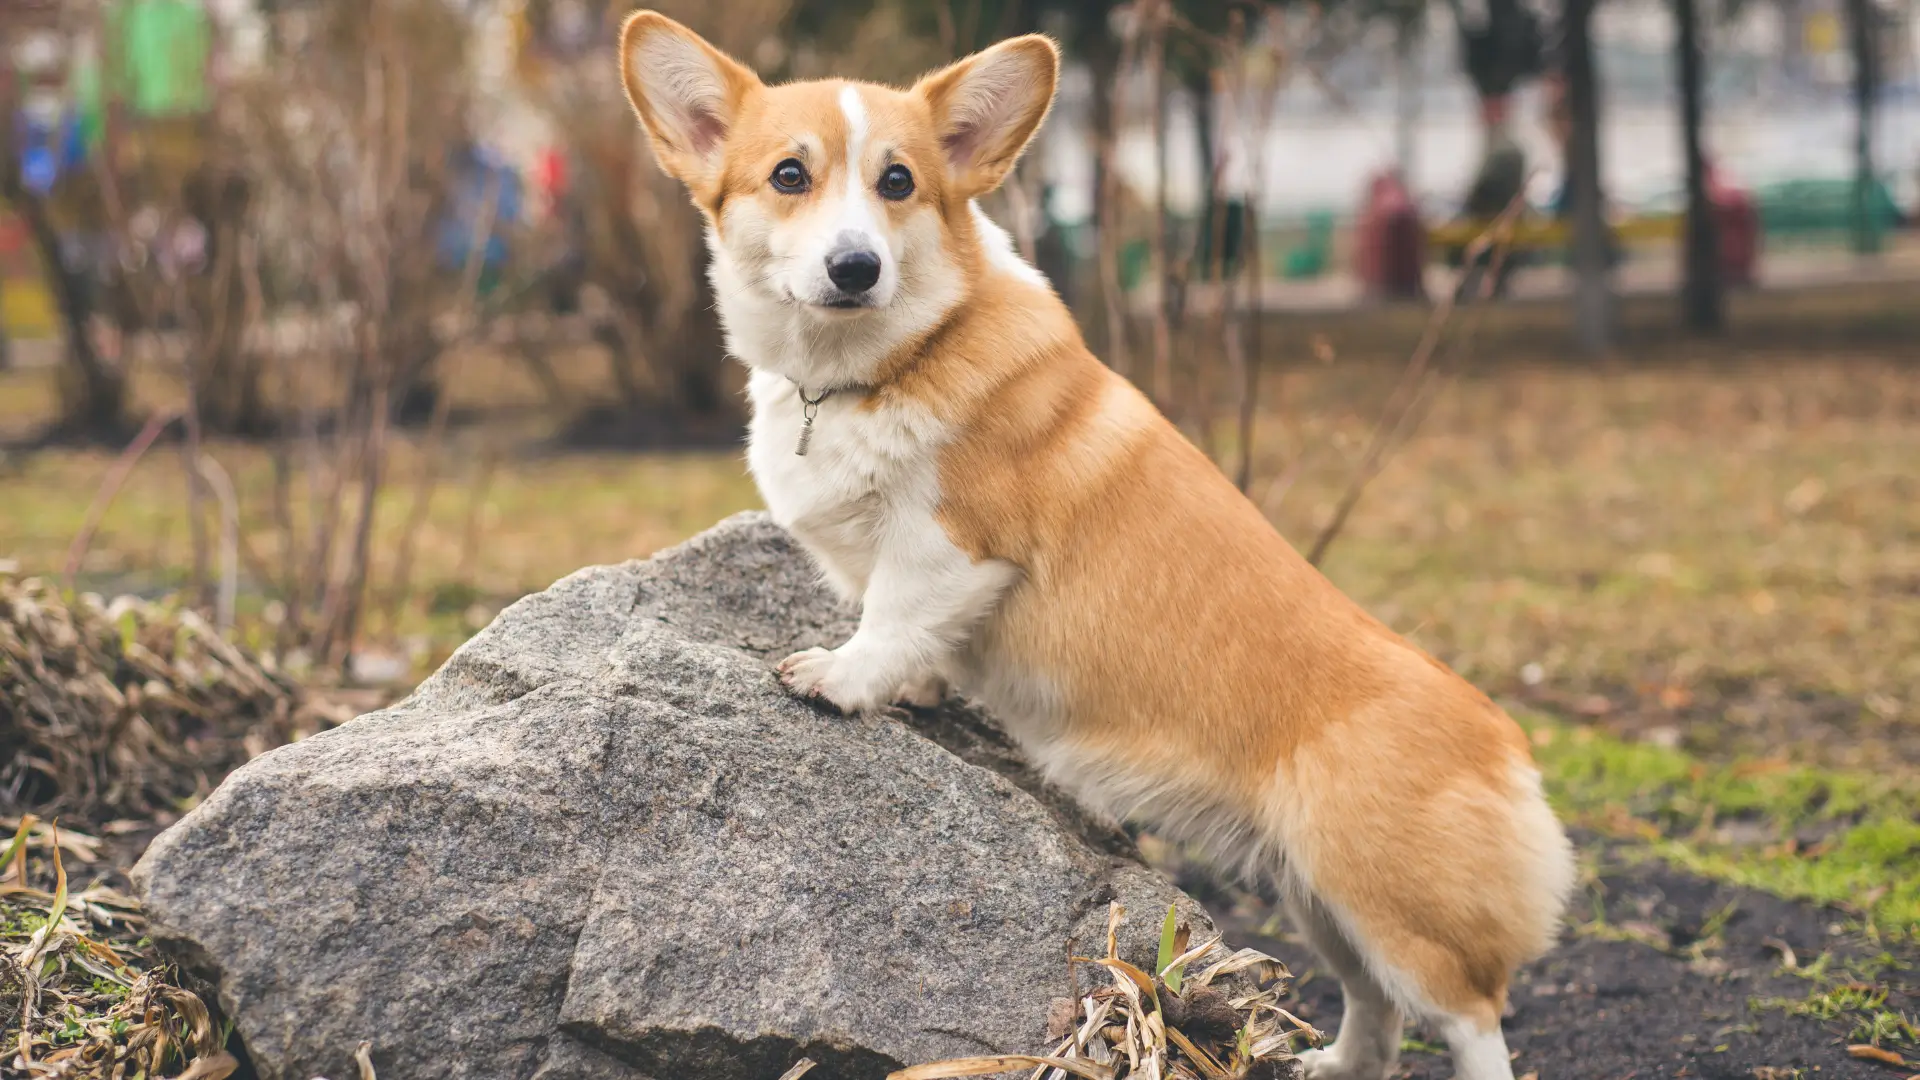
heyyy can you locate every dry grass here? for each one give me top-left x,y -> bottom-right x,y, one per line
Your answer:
0,817 -> 233,1080
1247,355 -> 1920,772
0,391 -> 758,678
0,572 -> 346,823
894,902 -> 1305,1080
2,287 -> 1916,765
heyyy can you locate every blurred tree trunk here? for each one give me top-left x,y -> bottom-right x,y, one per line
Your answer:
1564,0 -> 1613,354
183,166 -> 271,435
1189,64 -> 1216,284
0,48 -> 126,438
1081,10 -> 1126,366
581,141 -> 729,413
1451,0 -> 1544,126
1451,0 -> 1541,301
1842,0 -> 1880,254
653,242 -> 728,416
1675,0 -> 1723,333
1393,13 -> 1420,180
1778,0 -> 1810,88
1144,0 -> 1174,406
18,190 -> 126,435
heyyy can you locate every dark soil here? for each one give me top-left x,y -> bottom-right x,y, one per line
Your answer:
1219,853 -> 1918,1080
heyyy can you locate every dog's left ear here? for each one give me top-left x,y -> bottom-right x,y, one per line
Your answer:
913,35 -> 1059,200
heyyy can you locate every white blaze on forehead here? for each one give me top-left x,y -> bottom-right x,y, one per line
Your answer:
839,84 -> 868,194
831,83 -> 883,247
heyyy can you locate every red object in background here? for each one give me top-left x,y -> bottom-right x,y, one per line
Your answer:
535,149 -> 569,201
0,213 -> 27,260
1705,163 -> 1758,287
1356,170 -> 1426,300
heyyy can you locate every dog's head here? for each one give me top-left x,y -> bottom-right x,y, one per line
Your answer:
618,12 -> 1057,375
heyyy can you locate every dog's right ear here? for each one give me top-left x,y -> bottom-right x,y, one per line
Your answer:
619,12 -> 761,190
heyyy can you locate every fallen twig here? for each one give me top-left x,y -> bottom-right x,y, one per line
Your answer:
776,1059 -> 819,1080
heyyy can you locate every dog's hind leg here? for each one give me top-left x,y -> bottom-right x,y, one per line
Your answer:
1287,893 -> 1403,1080
1290,887 -> 1521,1080
1437,1015 -> 1515,1080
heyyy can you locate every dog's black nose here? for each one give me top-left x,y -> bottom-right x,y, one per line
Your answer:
825,247 -> 882,294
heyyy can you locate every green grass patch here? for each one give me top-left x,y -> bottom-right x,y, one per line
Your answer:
1751,952 -> 1918,1057
1524,712 -> 1920,938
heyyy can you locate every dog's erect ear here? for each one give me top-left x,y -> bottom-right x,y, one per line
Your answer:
619,12 -> 761,187
913,35 -> 1059,200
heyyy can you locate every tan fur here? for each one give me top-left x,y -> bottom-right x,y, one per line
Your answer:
619,11 -> 1574,1069
886,262 -> 1567,1023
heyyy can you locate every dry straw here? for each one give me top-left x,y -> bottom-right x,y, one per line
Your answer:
893,901 -> 1313,1080
0,572 -> 341,821
0,816 -> 234,1079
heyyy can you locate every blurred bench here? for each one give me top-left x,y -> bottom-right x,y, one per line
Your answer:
1425,215 -> 1681,252
0,278 -> 56,339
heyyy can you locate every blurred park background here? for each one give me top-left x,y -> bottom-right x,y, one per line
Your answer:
3,3 -> 1920,1070
1,0 -> 1917,784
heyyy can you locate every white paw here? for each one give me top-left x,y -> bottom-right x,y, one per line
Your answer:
1297,1048 -> 1388,1080
777,648 -> 881,714
893,672 -> 949,709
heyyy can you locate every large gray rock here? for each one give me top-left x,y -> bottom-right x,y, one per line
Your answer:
134,513 -> 1219,1080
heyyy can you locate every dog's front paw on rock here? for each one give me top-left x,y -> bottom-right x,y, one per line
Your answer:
777,648 -> 878,714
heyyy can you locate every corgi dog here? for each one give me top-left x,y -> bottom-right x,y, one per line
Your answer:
618,13 -> 1573,1080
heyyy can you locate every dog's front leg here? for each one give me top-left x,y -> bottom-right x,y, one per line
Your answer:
779,524 -> 1017,715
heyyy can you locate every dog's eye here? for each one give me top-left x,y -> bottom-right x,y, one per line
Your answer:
770,159 -> 810,194
878,164 -> 914,201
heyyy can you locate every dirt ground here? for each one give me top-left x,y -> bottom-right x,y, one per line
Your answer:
1218,847 -> 1918,1080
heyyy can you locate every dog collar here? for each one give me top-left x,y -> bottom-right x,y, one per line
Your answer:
792,384 -> 832,456
788,379 -> 872,457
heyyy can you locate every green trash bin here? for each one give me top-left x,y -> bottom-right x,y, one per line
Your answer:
1755,177 -> 1898,252
1119,238 -> 1151,292
1282,210 -> 1335,280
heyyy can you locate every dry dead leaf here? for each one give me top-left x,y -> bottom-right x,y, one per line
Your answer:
1848,1044 -> 1908,1067
1760,937 -> 1798,970
175,1052 -> 241,1080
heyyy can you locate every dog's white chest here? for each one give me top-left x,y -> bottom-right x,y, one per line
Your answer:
744,368 -> 944,599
